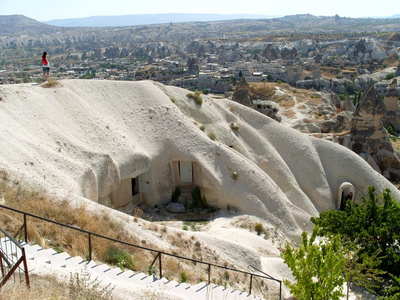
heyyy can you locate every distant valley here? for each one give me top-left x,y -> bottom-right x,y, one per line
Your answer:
43,13 -> 279,27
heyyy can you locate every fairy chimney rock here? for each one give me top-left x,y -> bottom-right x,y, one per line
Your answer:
232,76 -> 253,107
351,81 -> 386,131
343,95 -> 355,112
350,81 -> 400,180
384,79 -> 400,111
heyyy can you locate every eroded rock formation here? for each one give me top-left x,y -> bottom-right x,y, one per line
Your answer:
348,81 -> 400,180
232,76 -> 253,107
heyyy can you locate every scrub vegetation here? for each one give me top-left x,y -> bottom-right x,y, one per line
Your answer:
282,186 -> 400,299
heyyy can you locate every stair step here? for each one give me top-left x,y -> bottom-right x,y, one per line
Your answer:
64,256 -> 86,269
85,260 -> 98,268
130,273 -> 158,285
12,242 -> 265,300
90,263 -> 111,275
24,244 -> 54,263
49,252 -> 71,267
164,279 -> 180,287
112,269 -> 133,282
103,267 -> 124,277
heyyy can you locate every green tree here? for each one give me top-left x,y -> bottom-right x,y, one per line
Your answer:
281,228 -> 347,300
344,247 -> 385,298
387,124 -> 396,136
311,186 -> 400,290
381,275 -> 400,299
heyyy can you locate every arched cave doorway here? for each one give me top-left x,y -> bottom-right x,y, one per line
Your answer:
338,182 -> 355,211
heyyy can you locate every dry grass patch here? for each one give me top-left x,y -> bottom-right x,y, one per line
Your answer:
0,269 -> 115,300
249,82 -> 276,99
280,109 -> 297,119
0,172 -> 141,262
0,274 -> 68,300
41,79 -> 62,88
276,95 -> 295,108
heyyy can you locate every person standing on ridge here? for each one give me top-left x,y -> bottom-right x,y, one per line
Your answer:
42,52 -> 50,82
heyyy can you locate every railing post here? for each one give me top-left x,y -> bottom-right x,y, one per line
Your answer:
279,280 -> 282,300
249,273 -> 253,295
208,264 -> 211,285
0,255 -> 5,277
22,248 -> 30,288
23,213 -> 27,243
88,233 -> 92,261
158,252 -> 162,279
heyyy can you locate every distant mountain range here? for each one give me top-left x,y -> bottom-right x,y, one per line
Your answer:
43,13 -> 280,27
1,14 -> 400,37
0,15 -> 67,35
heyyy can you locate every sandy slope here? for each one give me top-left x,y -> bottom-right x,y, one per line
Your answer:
0,79 -> 398,298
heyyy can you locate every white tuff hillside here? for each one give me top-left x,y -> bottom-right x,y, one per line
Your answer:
0,79 -> 398,298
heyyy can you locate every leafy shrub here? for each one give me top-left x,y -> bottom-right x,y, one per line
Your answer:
171,187 -> 181,202
338,94 -> 346,101
180,271 -> 188,283
311,186 -> 400,289
254,223 -> 264,235
147,265 -> 156,275
386,73 -> 395,81
387,124 -> 396,136
281,229 -> 347,300
191,187 -> 207,209
277,79 -> 282,84
104,246 -> 136,271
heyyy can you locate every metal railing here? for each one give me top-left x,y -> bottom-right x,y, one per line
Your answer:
0,204 -> 282,298
0,225 -> 30,289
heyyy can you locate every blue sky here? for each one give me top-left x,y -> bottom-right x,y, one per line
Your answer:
0,0 -> 399,21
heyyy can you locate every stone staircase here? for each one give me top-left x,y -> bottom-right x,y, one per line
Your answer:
1,237 -> 265,300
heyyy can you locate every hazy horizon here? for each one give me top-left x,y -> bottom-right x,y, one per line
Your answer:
1,0 -> 399,22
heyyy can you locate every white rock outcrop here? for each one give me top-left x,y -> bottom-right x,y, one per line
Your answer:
0,79 -> 398,240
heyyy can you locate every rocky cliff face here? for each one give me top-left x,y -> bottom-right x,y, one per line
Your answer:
347,82 -> 400,180
230,78 -> 400,182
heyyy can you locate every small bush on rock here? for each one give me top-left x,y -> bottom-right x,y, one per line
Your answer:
104,246 -> 136,271
187,91 -> 203,105
192,187 -> 207,209
180,271 -> 188,283
208,132 -> 216,140
255,223 -> 264,235
171,187 -> 181,202
230,122 -> 240,131
387,125 -> 396,136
